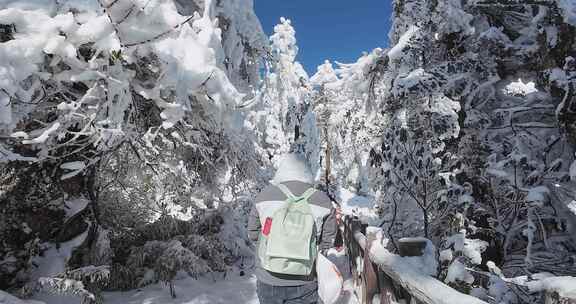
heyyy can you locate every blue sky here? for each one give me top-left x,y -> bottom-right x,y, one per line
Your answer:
254,1 -> 393,76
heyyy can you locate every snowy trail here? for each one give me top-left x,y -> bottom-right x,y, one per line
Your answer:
35,266 -> 358,304
33,238 -> 363,304
34,273 -> 260,304
105,274 -> 260,304
104,249 -> 359,304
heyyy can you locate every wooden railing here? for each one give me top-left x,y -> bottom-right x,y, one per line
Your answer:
341,216 -> 489,304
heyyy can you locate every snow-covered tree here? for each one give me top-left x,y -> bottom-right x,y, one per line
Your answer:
251,17 -> 312,164
308,55 -> 386,195
314,0 -> 576,302
0,0 -> 269,296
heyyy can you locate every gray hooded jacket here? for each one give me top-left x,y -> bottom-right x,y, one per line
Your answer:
247,154 -> 338,286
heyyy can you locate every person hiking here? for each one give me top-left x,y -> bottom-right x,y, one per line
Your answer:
247,153 -> 339,304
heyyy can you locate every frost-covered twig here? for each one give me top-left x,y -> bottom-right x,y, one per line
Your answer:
123,15 -> 196,47
116,4 -> 136,24
104,0 -> 121,9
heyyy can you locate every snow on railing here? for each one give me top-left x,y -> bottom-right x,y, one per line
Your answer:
342,216 -> 489,304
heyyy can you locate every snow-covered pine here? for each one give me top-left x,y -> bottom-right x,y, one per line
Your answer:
37,277 -> 96,304
308,54 -> 386,195
249,17 -> 312,166
34,265 -> 110,303
0,0 -> 269,297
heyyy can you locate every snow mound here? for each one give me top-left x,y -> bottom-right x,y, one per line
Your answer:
446,260 -> 474,284
31,232 -> 88,281
398,238 -> 438,277
504,79 -> 538,96
568,200 -> 576,216
526,276 -> 576,299
446,232 -> 488,265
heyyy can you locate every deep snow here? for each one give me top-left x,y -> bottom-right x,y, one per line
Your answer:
30,249 -> 359,304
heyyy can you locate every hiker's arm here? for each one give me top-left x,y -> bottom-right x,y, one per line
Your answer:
319,207 -> 338,252
247,204 -> 261,243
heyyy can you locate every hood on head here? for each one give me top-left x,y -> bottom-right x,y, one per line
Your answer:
273,153 -> 313,184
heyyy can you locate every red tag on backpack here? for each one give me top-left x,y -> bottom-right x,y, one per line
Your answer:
262,217 -> 272,236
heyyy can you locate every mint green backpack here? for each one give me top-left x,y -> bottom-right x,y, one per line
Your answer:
258,184 -> 317,276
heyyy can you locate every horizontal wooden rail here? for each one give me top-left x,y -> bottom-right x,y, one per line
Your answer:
342,216 -> 489,304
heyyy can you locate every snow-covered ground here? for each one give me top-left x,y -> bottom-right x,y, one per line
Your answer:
106,274 -> 259,304
31,273 -> 259,304
31,249 -> 360,304
30,232 -> 87,282
338,188 -> 378,225
28,198 -> 90,281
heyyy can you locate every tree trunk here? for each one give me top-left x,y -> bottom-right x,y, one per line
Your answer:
170,281 -> 176,298
84,164 -> 101,225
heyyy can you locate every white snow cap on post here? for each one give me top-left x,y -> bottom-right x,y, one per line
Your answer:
273,153 -> 313,184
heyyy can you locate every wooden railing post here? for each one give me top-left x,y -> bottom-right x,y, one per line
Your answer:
344,216 -> 399,304
340,215 -> 489,304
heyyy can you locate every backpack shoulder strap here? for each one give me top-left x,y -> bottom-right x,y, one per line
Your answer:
300,188 -> 316,201
275,183 -> 296,200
